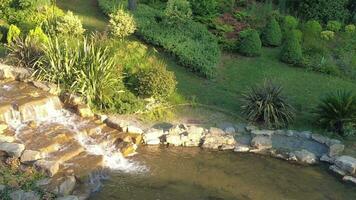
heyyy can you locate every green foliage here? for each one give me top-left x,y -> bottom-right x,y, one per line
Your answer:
56,11 -> 85,37
132,4 -> 220,78
320,30 -> 335,41
0,24 -> 9,43
165,0 -> 192,21
261,17 -> 282,47
37,36 -> 121,110
27,26 -> 48,44
112,90 -> 145,114
327,20 -> 342,32
280,30 -> 302,64
238,29 -> 262,57
345,24 -> 356,33
303,20 -> 322,37
241,81 -> 295,128
315,90 -> 356,136
297,0 -> 350,23
189,0 -> 217,17
109,9 -> 136,38
282,15 -> 298,32
133,66 -> 177,99
98,0 -> 123,15
7,24 -> 20,43
6,36 -> 43,68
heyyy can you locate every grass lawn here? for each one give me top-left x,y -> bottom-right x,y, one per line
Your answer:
57,0 -> 107,31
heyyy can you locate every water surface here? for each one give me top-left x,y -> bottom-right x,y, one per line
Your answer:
91,147 -> 356,200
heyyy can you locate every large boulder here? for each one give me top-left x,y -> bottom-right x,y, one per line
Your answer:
328,144 -> 344,157
0,142 -> 25,158
293,150 -> 317,164
201,128 -> 236,150
54,176 -> 77,196
334,156 -> 356,175
143,128 -> 164,145
20,150 -> 43,163
251,136 -> 272,150
34,160 -> 60,177
184,126 -> 204,147
311,134 -> 329,144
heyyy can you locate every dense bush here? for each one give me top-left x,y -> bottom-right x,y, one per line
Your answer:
303,20 -> 322,37
165,0 -> 192,21
297,0 -> 350,23
315,90 -> 356,136
282,15 -> 298,32
0,24 -> 9,43
345,24 -> 356,33
238,29 -> 262,57
98,0 -> 123,15
261,17 -> 282,47
189,0 -> 217,17
133,66 -> 177,99
37,36 -> 121,109
112,90 -> 145,114
56,11 -> 85,37
327,20 -> 342,32
320,31 -> 335,41
280,30 -> 302,64
132,4 -> 220,78
241,81 -> 295,128
109,9 -> 136,38
7,24 -> 21,43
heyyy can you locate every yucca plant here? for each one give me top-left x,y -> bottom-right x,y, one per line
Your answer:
315,90 -> 356,136
241,81 -> 294,128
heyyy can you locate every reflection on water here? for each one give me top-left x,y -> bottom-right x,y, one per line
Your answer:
91,146 -> 356,200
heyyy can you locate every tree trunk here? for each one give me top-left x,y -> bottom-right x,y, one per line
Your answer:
128,0 -> 137,11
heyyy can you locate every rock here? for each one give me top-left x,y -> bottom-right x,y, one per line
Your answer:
209,127 -> 225,135
293,150 -> 317,164
125,125 -> 143,135
143,128 -> 164,145
286,130 -> 295,137
0,63 -> 31,81
235,124 -> 246,133
104,117 -> 123,131
184,126 -> 204,147
166,134 -> 183,146
311,134 -> 328,144
335,156 -> 356,175
56,196 -> 79,200
0,134 -> 15,143
234,145 -> 250,152
251,136 -> 272,150
320,154 -> 335,164
0,142 -> 25,158
295,131 -> 312,139
32,81 -> 60,95
9,190 -> 40,200
36,178 -> 52,188
202,132 -> 236,150
34,160 -> 60,177
342,176 -> 356,185
20,150 -> 43,163
224,126 -> 235,134
55,176 -> 76,196
60,93 -> 84,108
76,105 -> 94,118
328,144 -> 344,157
169,125 -> 186,135
251,130 -> 274,137
245,125 -> 258,132
0,123 -> 8,133
326,139 -> 341,147
330,165 -> 347,176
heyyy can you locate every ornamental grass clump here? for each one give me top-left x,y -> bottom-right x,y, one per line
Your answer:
315,90 -> 356,136
241,81 -> 294,128
109,9 -> 136,39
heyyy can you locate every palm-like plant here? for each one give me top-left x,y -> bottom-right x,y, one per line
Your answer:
315,90 -> 356,135
241,81 -> 294,128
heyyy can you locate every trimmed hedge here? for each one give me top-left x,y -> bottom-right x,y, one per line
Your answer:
262,18 -> 282,47
238,29 -> 262,57
132,4 -> 220,78
280,30 -> 302,64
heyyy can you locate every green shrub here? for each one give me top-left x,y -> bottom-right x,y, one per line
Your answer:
132,4 -> 220,78
261,17 -> 282,47
303,20 -> 322,37
109,9 -> 136,38
56,11 -> 85,37
241,81 -> 295,128
282,15 -> 298,32
165,0 -> 192,21
327,20 -> 342,32
37,36 -> 121,110
315,90 -> 356,136
7,24 -> 21,43
238,29 -> 262,57
297,0 -> 350,23
0,24 -> 9,43
320,30 -> 335,41
6,37 -> 43,68
280,30 -> 302,64
189,0 -> 217,17
133,66 -> 177,99
98,0 -> 123,15
27,26 -> 48,44
345,24 -> 356,33
112,91 -> 145,114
